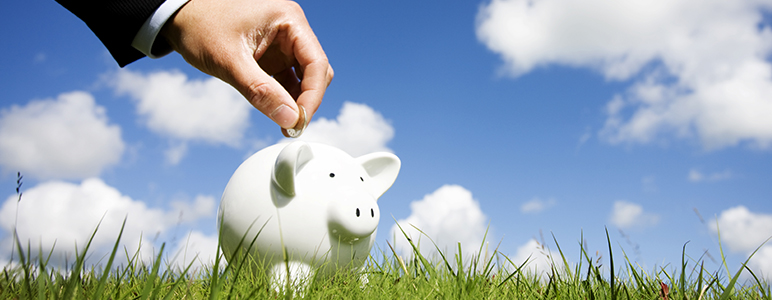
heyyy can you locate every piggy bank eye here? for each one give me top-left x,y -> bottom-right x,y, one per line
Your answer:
329,173 -> 335,178
360,177 -> 364,182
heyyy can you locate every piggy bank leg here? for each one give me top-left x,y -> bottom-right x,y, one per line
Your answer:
269,261 -> 314,295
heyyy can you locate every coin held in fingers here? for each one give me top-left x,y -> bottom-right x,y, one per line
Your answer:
283,105 -> 308,138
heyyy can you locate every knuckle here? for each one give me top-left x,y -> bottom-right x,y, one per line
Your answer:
284,1 -> 303,13
246,81 -> 273,110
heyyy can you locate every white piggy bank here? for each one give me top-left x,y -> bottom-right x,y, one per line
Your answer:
218,141 -> 400,291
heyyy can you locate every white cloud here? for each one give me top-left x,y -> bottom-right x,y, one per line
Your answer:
169,230 -> 219,272
0,178 -> 164,267
609,200 -> 659,229
0,179 -> 218,269
688,169 -> 733,182
168,195 -> 216,223
111,69 -> 251,163
164,141 -> 188,166
521,197 -> 556,214
476,0 -> 772,149
713,206 -> 772,253
749,245 -> 772,280
0,91 -> 124,180
390,185 -> 488,262
506,239 -> 562,277
293,102 -> 394,157
712,206 -> 772,279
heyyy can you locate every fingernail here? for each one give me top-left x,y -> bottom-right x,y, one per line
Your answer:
271,104 -> 298,128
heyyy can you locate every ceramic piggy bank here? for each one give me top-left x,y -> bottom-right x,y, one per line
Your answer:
218,141 -> 400,291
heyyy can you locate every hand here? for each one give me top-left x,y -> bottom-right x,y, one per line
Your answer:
160,0 -> 333,136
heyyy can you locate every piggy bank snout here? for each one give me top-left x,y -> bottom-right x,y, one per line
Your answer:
327,195 -> 380,242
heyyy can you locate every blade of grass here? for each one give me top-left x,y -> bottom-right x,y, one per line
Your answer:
36,263 -> 47,300
113,244 -> 142,300
210,216 -> 267,299
138,243 -> 165,300
743,265 -> 768,300
481,239 -> 503,279
226,219 -> 270,300
620,246 -> 646,294
62,220 -> 102,300
209,221 -> 226,300
718,236 -> 772,300
679,241 -> 689,298
696,260 -> 704,300
414,225 -> 455,277
13,230 -> 32,299
92,217 -> 127,300
392,219 -> 434,280
160,257 -> 197,300
551,233 -> 572,279
605,227 -> 616,300
497,253 -> 531,288
36,242 -> 57,300
472,224 -> 491,273
386,240 -> 408,276
715,219 -> 731,278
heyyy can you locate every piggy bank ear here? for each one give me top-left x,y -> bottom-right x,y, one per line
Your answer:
272,141 -> 314,197
357,153 -> 401,199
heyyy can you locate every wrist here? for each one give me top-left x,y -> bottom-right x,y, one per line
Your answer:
132,0 -> 191,58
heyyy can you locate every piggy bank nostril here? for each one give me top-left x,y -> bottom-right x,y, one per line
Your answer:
356,208 -> 360,217
371,208 -> 374,218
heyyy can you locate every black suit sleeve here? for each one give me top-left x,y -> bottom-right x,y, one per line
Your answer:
55,0 -> 167,67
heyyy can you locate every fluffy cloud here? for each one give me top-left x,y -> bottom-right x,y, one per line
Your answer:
0,178 -> 163,266
750,245 -> 772,279
0,179 -> 218,268
294,102 -> 394,157
609,201 -> 659,229
390,185 -> 488,261
111,70 -> 251,163
169,230 -> 219,271
713,206 -> 772,253
476,0 -> 772,149
0,92 -> 124,180
520,197 -> 556,214
169,195 -> 217,223
712,206 -> 772,278
507,239 -> 563,277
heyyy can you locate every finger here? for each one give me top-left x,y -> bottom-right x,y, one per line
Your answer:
227,53 -> 299,129
281,23 -> 331,121
296,60 -> 333,122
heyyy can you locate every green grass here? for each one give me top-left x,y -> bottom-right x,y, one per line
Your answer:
1,221 -> 770,300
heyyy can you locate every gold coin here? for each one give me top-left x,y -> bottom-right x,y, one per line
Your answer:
284,105 -> 308,138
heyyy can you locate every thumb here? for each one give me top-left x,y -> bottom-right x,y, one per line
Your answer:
226,55 -> 299,129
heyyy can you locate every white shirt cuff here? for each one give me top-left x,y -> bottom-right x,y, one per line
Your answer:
131,0 -> 191,59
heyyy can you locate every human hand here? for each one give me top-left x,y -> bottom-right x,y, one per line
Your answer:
160,0 -> 333,137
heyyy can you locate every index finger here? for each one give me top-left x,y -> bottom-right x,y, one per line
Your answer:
296,60 -> 333,121
291,28 -> 334,121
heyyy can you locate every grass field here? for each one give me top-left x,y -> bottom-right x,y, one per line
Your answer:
1,218 -> 770,300
2,174 -> 770,299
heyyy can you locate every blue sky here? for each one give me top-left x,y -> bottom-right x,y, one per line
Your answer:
2,0 -> 772,279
